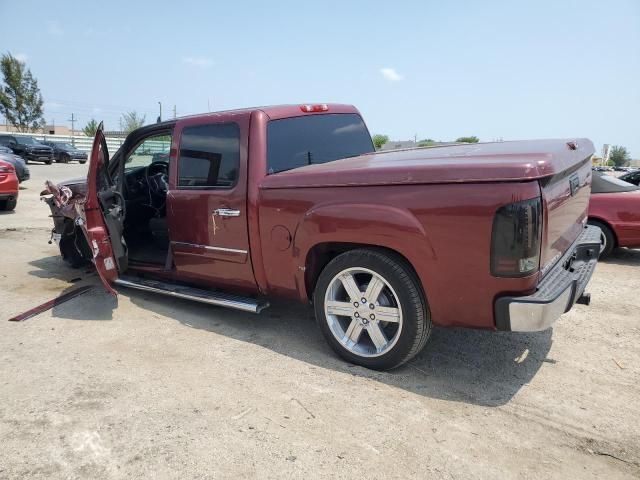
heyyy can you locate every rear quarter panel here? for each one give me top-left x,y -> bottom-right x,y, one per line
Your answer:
258,181 -> 541,329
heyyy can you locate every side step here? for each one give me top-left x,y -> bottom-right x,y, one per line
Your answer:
114,275 -> 269,314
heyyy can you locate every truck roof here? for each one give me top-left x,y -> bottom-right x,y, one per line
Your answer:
177,103 -> 361,122
260,138 -> 595,189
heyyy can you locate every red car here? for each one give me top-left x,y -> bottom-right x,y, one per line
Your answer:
588,172 -> 640,257
0,159 -> 18,211
43,105 -> 600,370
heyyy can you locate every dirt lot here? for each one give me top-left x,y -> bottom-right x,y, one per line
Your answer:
0,163 -> 639,479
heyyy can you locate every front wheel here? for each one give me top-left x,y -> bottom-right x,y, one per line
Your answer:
45,159 -> 52,165
313,249 -> 431,370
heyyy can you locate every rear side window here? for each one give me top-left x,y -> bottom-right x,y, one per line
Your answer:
178,123 -> 240,188
267,113 -> 374,174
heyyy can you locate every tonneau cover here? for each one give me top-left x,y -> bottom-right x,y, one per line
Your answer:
260,138 -> 595,189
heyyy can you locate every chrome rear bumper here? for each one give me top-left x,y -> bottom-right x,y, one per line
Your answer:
495,225 -> 601,332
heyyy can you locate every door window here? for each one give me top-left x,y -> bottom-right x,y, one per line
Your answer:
178,123 -> 240,188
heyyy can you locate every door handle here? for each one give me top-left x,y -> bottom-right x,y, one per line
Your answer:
213,208 -> 240,217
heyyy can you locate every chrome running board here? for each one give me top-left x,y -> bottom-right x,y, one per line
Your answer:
114,275 -> 269,313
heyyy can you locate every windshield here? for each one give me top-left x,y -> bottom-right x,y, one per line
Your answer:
17,137 -> 40,145
125,134 -> 172,169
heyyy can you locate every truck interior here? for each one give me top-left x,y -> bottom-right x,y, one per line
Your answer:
119,132 -> 172,266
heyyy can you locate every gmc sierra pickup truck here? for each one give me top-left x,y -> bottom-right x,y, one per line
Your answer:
43,104 -> 600,370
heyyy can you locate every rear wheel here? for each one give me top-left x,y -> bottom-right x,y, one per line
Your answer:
313,248 -> 431,370
45,159 -> 52,165
588,219 -> 615,258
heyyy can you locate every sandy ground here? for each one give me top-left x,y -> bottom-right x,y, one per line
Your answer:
0,163 -> 638,479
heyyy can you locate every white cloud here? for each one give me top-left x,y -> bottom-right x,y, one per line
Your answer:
47,20 -> 64,35
380,67 -> 404,82
14,53 -> 28,63
182,56 -> 213,68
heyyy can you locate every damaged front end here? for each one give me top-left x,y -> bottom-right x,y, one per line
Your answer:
41,179 -> 92,267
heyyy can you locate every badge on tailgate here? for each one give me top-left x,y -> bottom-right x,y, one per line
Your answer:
569,174 -> 580,197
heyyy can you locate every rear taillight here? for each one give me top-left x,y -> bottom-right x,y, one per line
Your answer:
490,197 -> 542,277
0,164 -> 15,173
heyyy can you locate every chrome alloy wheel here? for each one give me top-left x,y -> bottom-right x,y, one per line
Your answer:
599,230 -> 607,254
324,267 -> 403,358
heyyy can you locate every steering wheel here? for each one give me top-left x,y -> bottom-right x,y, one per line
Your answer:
145,161 -> 169,195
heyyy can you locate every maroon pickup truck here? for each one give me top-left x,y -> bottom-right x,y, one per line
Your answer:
43,104 -> 600,370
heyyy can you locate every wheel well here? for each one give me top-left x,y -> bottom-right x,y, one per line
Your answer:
588,217 -> 618,247
304,242 -> 420,301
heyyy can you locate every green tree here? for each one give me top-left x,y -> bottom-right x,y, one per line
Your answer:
418,138 -> 435,147
0,52 -> 45,132
372,134 -> 389,150
121,111 -> 146,133
83,118 -> 99,137
609,145 -> 630,167
455,136 -> 479,143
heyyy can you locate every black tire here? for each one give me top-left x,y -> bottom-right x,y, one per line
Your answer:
313,248 -> 431,370
45,159 -> 52,165
588,219 -> 615,258
1,198 -> 17,211
79,160 -> 87,165
59,235 -> 89,268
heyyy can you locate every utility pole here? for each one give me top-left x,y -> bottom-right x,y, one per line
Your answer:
157,101 -> 162,123
173,105 -> 177,119
68,113 -> 76,146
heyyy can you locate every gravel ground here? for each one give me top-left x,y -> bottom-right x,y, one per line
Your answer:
0,163 -> 638,479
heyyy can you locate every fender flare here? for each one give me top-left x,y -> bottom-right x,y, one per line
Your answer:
292,203 -> 436,300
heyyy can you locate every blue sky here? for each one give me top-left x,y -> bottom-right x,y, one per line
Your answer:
1,0 -> 638,156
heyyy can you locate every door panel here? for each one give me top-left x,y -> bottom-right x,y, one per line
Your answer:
79,124 -> 122,295
167,114 -> 257,293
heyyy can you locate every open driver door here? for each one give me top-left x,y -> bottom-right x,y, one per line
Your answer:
77,122 -> 127,295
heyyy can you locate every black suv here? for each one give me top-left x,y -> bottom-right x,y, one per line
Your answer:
0,134 -> 54,164
43,141 -> 88,164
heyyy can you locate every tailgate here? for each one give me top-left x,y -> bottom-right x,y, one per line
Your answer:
539,151 -> 593,276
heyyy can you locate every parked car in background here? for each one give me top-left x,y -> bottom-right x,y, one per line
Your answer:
0,146 -> 29,183
0,159 -> 19,211
42,104 -> 600,370
151,150 -> 170,163
619,169 -> 640,186
588,172 -> 640,258
0,134 -> 53,164
42,141 -> 88,164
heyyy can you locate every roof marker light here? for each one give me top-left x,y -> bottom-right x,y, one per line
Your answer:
300,104 -> 329,113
